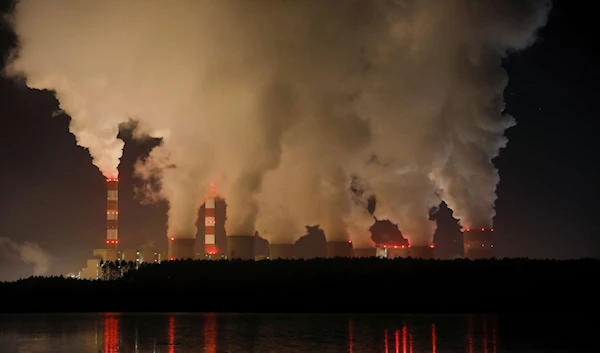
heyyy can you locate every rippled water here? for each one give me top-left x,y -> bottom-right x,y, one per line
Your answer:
0,313 -> 590,352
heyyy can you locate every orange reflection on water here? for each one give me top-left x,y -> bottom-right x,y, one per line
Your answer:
103,314 -> 119,353
204,313 -> 217,353
168,316 -> 175,353
395,328 -> 400,353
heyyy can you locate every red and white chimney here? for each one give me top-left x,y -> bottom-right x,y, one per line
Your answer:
106,178 -> 119,249
204,183 -> 217,255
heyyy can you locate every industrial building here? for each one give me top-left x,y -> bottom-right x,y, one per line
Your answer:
463,228 -> 495,259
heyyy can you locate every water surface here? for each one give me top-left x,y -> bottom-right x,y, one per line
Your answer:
0,313 -> 589,352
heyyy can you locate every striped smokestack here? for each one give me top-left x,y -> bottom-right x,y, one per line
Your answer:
106,178 -> 119,249
205,183 -> 217,255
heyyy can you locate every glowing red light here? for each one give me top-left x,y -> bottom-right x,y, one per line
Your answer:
348,240 -> 352,244
170,258 -> 174,261
430,244 -> 435,248
168,316 -> 175,353
481,228 -> 485,231
491,244 -> 494,248
491,228 -> 494,232
401,245 -> 405,248
171,237 -> 175,241
466,228 -> 470,232
393,246 -> 398,249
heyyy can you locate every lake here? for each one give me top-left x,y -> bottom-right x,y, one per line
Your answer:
0,313 -> 590,352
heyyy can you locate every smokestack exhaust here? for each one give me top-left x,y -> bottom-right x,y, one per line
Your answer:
269,244 -> 295,259
226,235 -> 255,260
463,228 -> 494,259
326,241 -> 354,258
168,238 -> 196,260
408,245 -> 435,259
106,178 -> 119,249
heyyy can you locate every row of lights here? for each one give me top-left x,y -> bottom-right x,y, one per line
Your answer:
378,244 -> 435,249
464,228 -> 494,232
106,240 -> 119,244
106,211 -> 119,215
106,178 -> 119,182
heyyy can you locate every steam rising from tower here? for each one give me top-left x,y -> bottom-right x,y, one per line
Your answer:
106,178 -> 118,249
4,0 -> 552,247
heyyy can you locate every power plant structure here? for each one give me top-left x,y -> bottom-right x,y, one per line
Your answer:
204,184 -> 220,259
326,240 -> 354,258
463,227 -> 494,259
227,235 -> 255,260
409,245 -> 435,259
353,247 -> 377,258
269,243 -> 295,259
168,237 -> 196,260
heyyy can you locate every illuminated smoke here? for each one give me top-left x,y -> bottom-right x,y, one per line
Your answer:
0,237 -> 52,277
5,0 -> 551,243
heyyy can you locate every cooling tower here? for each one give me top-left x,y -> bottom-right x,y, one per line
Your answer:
326,241 -> 354,258
463,228 -> 494,259
353,248 -> 377,258
269,244 -> 295,259
168,238 -> 196,260
106,178 -> 119,249
227,235 -> 255,260
409,245 -> 435,259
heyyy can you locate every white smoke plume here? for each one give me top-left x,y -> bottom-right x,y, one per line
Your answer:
5,0 -> 551,244
0,237 -> 52,278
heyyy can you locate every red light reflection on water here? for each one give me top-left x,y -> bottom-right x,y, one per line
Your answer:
204,313 -> 217,353
384,329 -> 389,353
103,314 -> 119,353
432,324 -> 437,353
168,316 -> 175,353
349,319 -> 354,353
468,317 -> 473,353
483,319 -> 488,353
492,316 -> 498,353
402,325 -> 407,353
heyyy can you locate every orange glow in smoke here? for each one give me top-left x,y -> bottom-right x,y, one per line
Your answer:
168,316 -> 175,353
384,329 -> 389,353
204,313 -> 217,353
103,314 -> 119,353
348,319 -> 354,353
432,324 -> 437,353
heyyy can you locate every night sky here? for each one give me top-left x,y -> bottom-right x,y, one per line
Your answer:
0,0 -> 598,278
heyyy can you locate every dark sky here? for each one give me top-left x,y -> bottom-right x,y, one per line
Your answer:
0,0 -> 598,278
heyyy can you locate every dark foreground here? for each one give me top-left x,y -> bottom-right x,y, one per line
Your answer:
1,258 -> 598,313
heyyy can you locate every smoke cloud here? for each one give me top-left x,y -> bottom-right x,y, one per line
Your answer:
5,0 -> 551,245
0,237 -> 52,279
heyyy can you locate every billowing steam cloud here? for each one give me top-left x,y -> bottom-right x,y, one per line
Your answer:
5,0 -> 551,245
0,237 -> 52,278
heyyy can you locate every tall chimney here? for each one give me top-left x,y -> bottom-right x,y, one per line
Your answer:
204,183 -> 217,255
106,178 -> 119,249
463,228 -> 494,259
